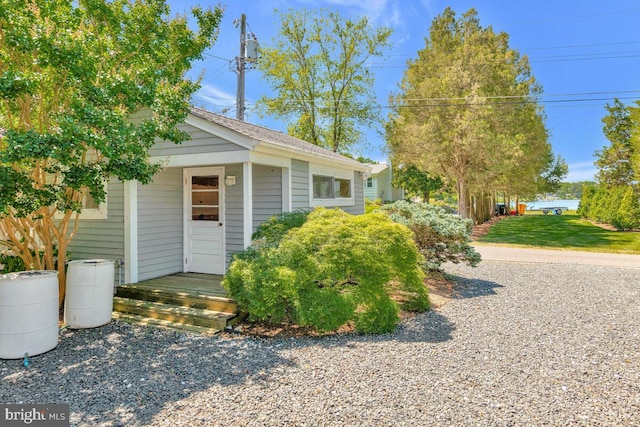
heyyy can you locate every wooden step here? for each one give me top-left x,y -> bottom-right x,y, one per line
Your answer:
115,286 -> 237,315
111,312 -> 221,336
113,297 -> 234,331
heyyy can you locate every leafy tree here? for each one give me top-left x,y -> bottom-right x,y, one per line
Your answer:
595,99 -> 636,187
392,164 -> 443,203
0,0 -> 222,306
628,101 -> 640,184
535,154 -> 569,194
386,8 -> 552,220
256,9 -> 392,154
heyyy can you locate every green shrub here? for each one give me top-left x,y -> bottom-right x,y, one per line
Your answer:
612,186 -> 640,230
0,249 -> 27,273
364,198 -> 382,214
577,184 -> 596,217
251,210 -> 311,246
223,208 -> 428,334
377,200 -> 481,270
580,184 -> 639,230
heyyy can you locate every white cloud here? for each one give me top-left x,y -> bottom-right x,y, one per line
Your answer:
565,161 -> 597,182
192,84 -> 236,112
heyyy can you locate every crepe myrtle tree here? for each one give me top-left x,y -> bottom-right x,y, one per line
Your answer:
0,0 -> 222,306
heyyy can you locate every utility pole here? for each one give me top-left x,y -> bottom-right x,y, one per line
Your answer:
236,14 -> 246,121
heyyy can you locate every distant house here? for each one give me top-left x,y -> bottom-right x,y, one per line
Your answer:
64,107 -> 369,283
363,162 -> 404,202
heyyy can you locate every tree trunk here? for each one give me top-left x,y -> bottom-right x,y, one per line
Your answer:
457,178 -> 471,219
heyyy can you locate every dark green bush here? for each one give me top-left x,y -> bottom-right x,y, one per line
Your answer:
0,249 -> 27,273
377,200 -> 481,270
223,208 -> 428,334
251,210 -> 310,246
579,184 -> 640,230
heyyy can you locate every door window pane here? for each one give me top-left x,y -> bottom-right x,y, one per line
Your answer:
192,191 -> 219,206
192,176 -> 218,189
192,207 -> 219,221
191,175 -> 219,221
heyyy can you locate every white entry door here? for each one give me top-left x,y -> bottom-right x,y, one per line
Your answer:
184,167 -> 225,275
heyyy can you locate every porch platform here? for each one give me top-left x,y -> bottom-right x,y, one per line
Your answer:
121,272 -> 231,299
113,273 -> 240,334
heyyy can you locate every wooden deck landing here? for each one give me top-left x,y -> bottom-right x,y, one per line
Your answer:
120,272 -> 231,300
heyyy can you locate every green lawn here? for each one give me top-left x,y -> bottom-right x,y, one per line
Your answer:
475,212 -> 640,254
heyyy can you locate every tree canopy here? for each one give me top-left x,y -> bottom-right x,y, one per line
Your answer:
595,98 -> 638,188
256,9 -> 392,154
0,0 -> 222,305
386,7 -> 561,220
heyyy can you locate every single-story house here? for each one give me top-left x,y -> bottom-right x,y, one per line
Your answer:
363,162 -> 404,202
66,107 -> 369,284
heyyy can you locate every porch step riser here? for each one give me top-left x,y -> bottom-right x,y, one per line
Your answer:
113,297 -> 231,331
111,312 -> 221,336
115,287 -> 237,315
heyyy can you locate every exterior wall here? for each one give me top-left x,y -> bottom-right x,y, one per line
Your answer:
365,168 -> 403,202
336,171 -> 365,215
149,123 -> 248,157
291,159 -> 310,210
224,163 -> 244,266
137,168 -> 183,281
252,164 -> 283,230
66,180 -> 125,283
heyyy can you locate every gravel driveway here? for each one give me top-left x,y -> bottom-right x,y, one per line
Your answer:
2,254 -> 639,426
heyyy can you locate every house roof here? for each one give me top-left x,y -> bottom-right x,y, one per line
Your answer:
369,163 -> 390,175
189,107 -> 367,170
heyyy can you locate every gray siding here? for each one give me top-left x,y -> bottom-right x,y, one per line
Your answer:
224,163 -> 244,266
137,168 -> 183,281
291,159 -> 309,210
66,180 -> 125,284
149,123 -> 248,157
67,180 -> 125,261
252,165 -> 282,230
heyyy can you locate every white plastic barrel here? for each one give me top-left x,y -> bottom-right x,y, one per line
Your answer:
0,270 -> 59,359
64,259 -> 115,329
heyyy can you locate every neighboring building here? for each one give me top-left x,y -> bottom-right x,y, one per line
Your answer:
363,162 -> 404,202
65,107 -> 368,284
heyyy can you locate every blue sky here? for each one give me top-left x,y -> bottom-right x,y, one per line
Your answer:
168,0 -> 640,182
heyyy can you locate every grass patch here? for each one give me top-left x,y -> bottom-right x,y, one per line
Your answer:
476,213 -> 640,254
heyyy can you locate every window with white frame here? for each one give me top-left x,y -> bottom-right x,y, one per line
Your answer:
309,165 -> 354,207
365,177 -> 373,188
54,187 -> 107,220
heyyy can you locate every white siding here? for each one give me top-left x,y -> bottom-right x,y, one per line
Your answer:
137,168 -> 183,281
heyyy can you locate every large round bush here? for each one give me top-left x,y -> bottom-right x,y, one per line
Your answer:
223,208 -> 428,334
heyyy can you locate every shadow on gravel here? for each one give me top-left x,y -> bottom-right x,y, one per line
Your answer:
1,323 -> 296,426
448,275 -> 503,299
1,275 -> 491,426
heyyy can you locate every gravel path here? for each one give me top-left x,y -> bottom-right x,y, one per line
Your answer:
2,259 -> 639,426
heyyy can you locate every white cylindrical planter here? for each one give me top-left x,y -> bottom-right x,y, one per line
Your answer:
0,270 -> 59,359
64,259 -> 115,329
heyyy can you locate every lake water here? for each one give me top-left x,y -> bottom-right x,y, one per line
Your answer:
522,199 -> 580,211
